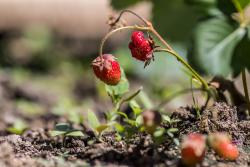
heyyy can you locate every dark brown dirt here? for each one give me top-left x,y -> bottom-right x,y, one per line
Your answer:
0,102 -> 249,167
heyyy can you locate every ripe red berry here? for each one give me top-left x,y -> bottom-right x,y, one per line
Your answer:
129,31 -> 153,63
131,31 -> 145,47
208,133 -> 239,160
181,133 -> 206,167
92,54 -> 121,85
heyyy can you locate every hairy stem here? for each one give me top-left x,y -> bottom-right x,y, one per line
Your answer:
154,48 -> 209,90
241,68 -> 250,117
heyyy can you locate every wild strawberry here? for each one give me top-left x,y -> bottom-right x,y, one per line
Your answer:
92,54 -> 121,85
181,133 -> 206,167
142,110 -> 161,134
129,31 -> 154,66
208,132 -> 239,160
131,31 -> 145,47
129,40 -> 153,61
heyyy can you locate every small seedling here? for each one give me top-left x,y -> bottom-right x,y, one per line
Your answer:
87,110 -> 112,138
49,123 -> 84,146
7,119 -> 28,135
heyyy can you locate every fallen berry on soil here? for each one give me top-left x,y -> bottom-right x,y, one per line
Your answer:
181,133 -> 206,167
129,31 -> 153,64
92,54 -> 121,85
208,132 -> 239,160
142,110 -> 161,134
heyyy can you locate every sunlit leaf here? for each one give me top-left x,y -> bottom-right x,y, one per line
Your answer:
129,100 -> 142,116
96,124 -> 110,134
189,18 -> 246,76
162,115 -> 171,123
87,110 -> 100,130
167,128 -> 179,133
66,131 -> 85,137
135,115 -> 143,127
153,128 -> 165,138
114,123 -> 125,133
139,91 -> 153,109
7,119 -> 28,135
49,130 -> 66,137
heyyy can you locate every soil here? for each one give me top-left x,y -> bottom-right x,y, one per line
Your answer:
0,100 -> 249,167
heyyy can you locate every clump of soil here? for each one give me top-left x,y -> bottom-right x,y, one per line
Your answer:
0,102 -> 249,167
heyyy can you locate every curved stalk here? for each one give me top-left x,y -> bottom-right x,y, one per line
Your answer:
99,26 -> 150,57
112,9 -> 149,26
154,48 -> 209,90
98,10 -> 209,92
242,68 -> 250,117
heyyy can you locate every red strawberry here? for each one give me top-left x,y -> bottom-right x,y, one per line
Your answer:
181,133 -> 206,166
92,54 -> 121,85
129,40 -> 153,61
208,132 -> 239,160
129,31 -> 153,65
131,31 -> 145,47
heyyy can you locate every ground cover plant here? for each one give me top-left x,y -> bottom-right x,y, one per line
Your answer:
0,0 -> 250,167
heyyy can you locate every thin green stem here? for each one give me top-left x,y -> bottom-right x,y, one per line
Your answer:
154,48 -> 209,90
232,0 -> 245,24
241,68 -> 250,117
99,26 -> 150,57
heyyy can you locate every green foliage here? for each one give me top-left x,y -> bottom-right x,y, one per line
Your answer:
189,18 -> 246,76
110,0 -> 250,77
7,119 -> 28,135
231,36 -> 250,76
87,110 -> 110,136
130,100 -> 143,116
188,0 -> 250,76
49,123 -> 84,137
105,69 -> 129,103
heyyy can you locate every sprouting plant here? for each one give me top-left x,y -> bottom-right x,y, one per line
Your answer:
49,123 -> 84,146
7,119 -> 28,135
87,109 -> 113,139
